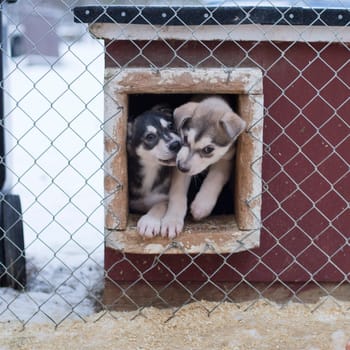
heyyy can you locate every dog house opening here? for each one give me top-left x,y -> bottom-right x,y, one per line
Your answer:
128,93 -> 239,217
104,68 -> 263,254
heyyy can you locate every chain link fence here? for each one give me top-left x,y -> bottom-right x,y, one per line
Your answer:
0,0 -> 349,327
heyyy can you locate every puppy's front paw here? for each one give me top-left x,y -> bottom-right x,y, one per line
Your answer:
190,197 -> 216,221
137,214 -> 161,238
160,216 -> 184,239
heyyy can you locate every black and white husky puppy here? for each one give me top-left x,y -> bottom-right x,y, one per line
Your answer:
127,105 -> 181,237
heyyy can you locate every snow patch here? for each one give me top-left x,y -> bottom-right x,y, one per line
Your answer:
0,33 -> 105,323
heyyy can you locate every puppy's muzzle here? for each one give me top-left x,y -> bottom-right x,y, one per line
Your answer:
177,162 -> 190,173
168,140 -> 181,153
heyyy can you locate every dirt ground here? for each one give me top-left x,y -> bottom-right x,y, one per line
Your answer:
1,298 -> 350,350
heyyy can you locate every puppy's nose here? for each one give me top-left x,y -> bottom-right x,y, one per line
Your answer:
177,163 -> 190,173
169,140 -> 181,153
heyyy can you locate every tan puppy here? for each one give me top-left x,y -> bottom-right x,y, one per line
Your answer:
160,96 -> 246,238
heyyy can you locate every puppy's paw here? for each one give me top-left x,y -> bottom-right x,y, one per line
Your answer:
190,197 -> 215,221
160,216 -> 184,239
137,214 -> 161,238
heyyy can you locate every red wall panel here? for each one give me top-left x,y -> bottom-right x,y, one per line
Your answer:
105,40 -> 350,283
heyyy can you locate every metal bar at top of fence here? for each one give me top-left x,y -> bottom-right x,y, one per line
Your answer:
73,5 -> 350,26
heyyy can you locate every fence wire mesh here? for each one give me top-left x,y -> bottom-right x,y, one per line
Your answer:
0,0 -> 349,326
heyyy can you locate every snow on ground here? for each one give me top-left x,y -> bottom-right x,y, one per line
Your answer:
0,32 -> 106,323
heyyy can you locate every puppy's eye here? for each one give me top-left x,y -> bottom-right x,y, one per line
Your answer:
145,133 -> 156,142
202,145 -> 214,155
168,122 -> 174,130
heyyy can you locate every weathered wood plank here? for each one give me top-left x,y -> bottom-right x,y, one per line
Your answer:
105,215 -> 260,254
104,85 -> 128,229
105,68 -> 263,95
235,94 -> 264,230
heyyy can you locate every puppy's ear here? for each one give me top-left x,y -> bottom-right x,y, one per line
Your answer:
127,122 -> 135,154
151,104 -> 173,118
173,102 -> 197,130
220,112 -> 246,140
127,122 -> 133,142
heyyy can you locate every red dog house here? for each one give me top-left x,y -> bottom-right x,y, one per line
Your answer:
74,5 -> 350,308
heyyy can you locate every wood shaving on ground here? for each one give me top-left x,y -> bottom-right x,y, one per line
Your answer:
1,300 -> 350,350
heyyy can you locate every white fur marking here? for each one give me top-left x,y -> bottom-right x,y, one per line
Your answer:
186,129 -> 197,146
146,125 -> 157,133
177,145 -> 189,160
160,118 -> 169,128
